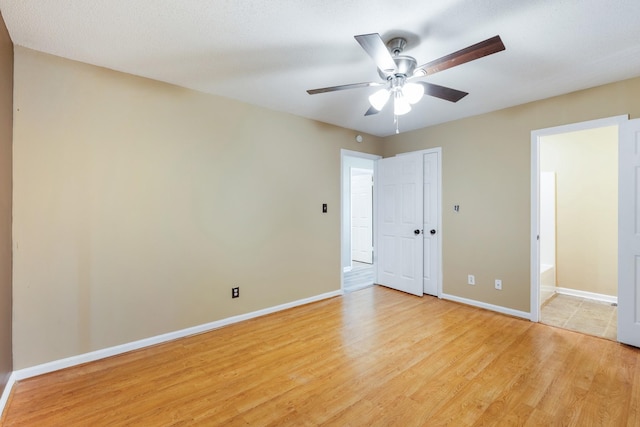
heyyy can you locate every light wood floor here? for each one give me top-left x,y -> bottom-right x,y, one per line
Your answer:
3,286 -> 640,426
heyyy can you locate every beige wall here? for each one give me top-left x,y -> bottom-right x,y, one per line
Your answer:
541,126 -> 618,296
382,77 -> 640,312
0,12 -> 13,391
12,47 -> 383,369
10,42 -> 640,369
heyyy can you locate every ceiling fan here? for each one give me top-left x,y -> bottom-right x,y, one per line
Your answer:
307,33 -> 506,132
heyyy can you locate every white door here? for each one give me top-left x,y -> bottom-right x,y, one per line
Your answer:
422,152 -> 439,296
618,118 -> 640,348
376,153 -> 423,296
351,170 -> 373,264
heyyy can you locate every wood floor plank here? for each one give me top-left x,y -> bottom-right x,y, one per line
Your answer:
2,285 -> 640,426
575,341 -> 637,425
628,353 -> 640,427
471,326 -> 572,426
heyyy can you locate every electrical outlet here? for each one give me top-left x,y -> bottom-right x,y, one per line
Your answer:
467,275 -> 475,285
495,280 -> 502,290
232,287 -> 239,298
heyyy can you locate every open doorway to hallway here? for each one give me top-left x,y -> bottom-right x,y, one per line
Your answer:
341,150 -> 380,292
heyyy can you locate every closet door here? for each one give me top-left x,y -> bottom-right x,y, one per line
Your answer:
619,118 -> 640,348
376,153 -> 423,296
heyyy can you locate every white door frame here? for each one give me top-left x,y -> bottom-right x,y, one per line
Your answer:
340,149 -> 381,291
530,115 -> 628,322
396,147 -> 443,297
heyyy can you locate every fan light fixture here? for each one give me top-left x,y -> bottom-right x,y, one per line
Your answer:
403,82 -> 425,104
368,80 -> 425,115
394,91 -> 412,115
368,89 -> 390,111
306,33 -> 505,134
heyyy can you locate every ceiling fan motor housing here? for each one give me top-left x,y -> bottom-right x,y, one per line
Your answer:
378,55 -> 417,80
377,37 -> 417,80
386,37 -> 407,55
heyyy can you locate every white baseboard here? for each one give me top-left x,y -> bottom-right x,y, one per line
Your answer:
540,285 -> 557,304
0,372 -> 16,419
441,293 -> 531,320
541,285 -> 556,294
10,290 -> 343,384
555,287 -> 617,304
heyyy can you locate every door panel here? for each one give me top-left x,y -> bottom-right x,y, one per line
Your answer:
376,154 -> 424,296
423,152 -> 440,296
619,118 -> 640,347
351,170 -> 373,263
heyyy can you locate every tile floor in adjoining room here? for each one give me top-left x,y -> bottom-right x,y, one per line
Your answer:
541,293 -> 617,341
343,261 -> 375,292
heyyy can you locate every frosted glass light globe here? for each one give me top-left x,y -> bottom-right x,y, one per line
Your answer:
368,89 -> 390,111
394,93 -> 411,115
403,83 -> 424,105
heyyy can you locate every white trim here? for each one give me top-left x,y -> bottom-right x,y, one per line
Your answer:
532,115 -> 628,137
541,285 -> 556,294
340,149 -> 381,160
555,287 -> 617,304
343,266 -> 352,273
540,285 -> 557,305
437,149 -> 443,298
441,293 -> 531,320
11,290 -> 341,382
530,115 -> 628,323
0,372 -> 17,419
530,128 -> 540,321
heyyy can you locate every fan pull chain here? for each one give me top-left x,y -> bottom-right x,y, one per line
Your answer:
394,115 -> 400,134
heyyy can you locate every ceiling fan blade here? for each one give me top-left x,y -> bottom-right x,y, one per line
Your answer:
307,81 -> 383,95
354,33 -> 398,75
364,105 -> 380,116
415,35 -> 505,76
418,82 -> 468,102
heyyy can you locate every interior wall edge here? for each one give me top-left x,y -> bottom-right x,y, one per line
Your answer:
0,8 -> 15,403
0,372 -> 16,420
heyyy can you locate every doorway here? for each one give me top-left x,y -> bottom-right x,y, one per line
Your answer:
531,115 -> 625,339
340,148 -> 442,296
341,150 -> 380,292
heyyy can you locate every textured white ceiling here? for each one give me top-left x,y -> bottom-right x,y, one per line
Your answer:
1,0 -> 640,136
